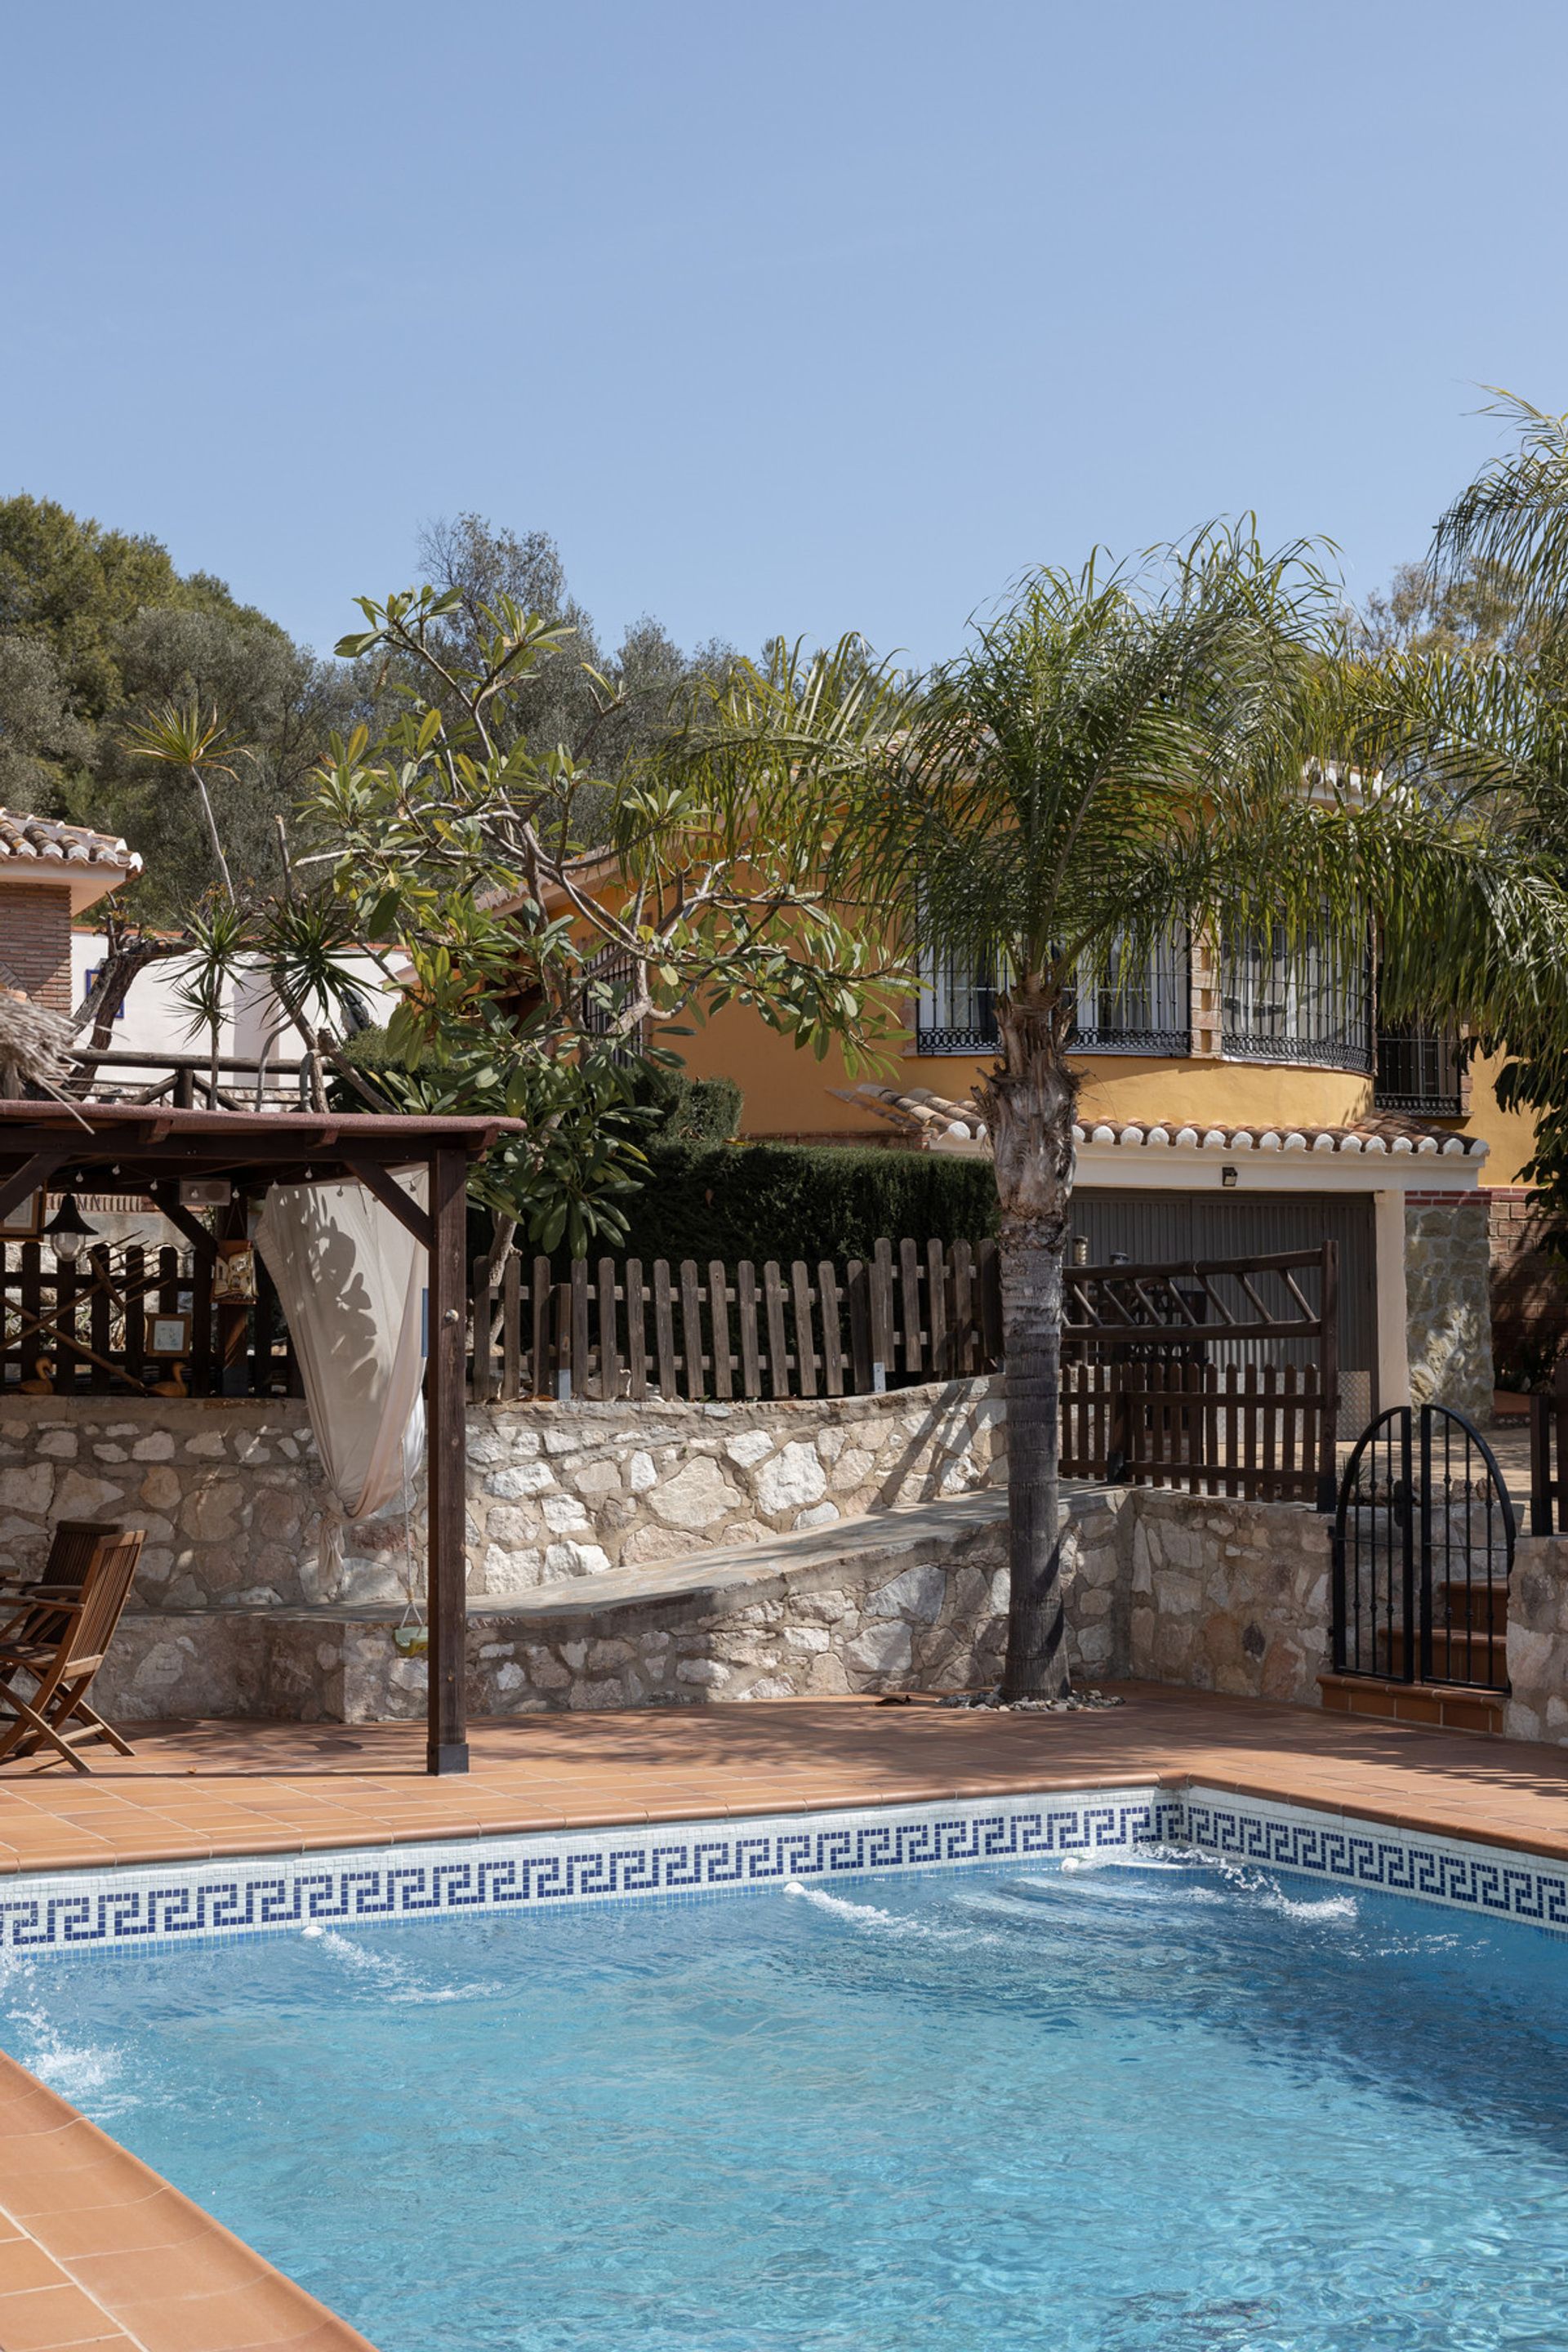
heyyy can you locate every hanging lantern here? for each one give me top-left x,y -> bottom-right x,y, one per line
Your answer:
42,1194 -> 96,1267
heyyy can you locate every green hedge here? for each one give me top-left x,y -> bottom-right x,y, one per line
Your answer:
604,1140 -> 998,1268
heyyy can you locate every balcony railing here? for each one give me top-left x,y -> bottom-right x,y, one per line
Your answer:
915,932 -> 1191,1057
51,1049 -> 314,1111
1071,930 -> 1191,1054
1221,929 -> 1372,1073
1374,1025 -> 1466,1116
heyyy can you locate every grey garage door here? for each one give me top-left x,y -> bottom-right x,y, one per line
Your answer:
1067,1188 -> 1376,1405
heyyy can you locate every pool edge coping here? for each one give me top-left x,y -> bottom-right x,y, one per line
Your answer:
2,1762 -> 1566,1876
0,2040 -> 376,2350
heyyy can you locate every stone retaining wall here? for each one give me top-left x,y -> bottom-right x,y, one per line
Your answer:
1128,1490 -> 1331,1704
1505,1536 -> 1568,1744
0,1380 -> 1004,1612
3,1388 -> 1342,1726
92,1480 -> 1315,1723
98,1503 -> 1016,1722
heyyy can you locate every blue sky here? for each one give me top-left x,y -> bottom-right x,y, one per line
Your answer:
4,1 -> 1566,668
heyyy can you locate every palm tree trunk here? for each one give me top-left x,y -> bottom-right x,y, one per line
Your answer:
975,987 -> 1080,1700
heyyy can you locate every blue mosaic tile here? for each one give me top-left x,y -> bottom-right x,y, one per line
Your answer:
0,1787 -> 1180,1958
1184,1788 -> 1568,1935
7,1783 -> 1566,1960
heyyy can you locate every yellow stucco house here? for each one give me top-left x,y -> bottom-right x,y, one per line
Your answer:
662,928 -> 1552,1429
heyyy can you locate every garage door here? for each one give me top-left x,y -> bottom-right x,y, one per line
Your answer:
1068,1188 -> 1376,1412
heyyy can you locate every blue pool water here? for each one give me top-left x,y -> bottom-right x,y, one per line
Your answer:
5,1851 -> 1568,2350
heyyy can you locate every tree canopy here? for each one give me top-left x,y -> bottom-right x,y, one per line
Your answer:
0,496 -> 733,924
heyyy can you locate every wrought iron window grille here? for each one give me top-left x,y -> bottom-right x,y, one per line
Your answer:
578,947 -> 646,1063
1221,925 -> 1372,1074
1374,1023 -> 1466,1117
915,931 -> 1191,1058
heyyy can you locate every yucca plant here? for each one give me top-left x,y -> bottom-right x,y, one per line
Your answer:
122,699 -> 246,904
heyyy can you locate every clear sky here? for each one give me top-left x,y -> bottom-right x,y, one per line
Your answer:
4,0 -> 1566,669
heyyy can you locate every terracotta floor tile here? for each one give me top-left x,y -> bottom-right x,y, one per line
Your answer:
114,2274 -> 327,2350
0,2281 -> 120,2349
0,2236 -> 72,2293
30,2192 -> 217,2261
70,2232 -> 274,2306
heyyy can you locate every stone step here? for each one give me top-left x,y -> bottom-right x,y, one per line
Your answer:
1317,1671 -> 1505,1735
1384,1626 -> 1507,1680
1438,1579 -> 1508,1635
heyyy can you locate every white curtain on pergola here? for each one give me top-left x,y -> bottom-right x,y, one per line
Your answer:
254,1171 -> 427,1566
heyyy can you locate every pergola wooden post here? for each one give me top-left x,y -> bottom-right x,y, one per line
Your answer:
425,1144 -> 470,1774
0,1102 -> 520,1776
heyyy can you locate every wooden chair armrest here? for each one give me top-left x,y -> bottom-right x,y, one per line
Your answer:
0,1597 -> 86,1631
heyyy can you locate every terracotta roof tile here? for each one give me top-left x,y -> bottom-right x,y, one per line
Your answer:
0,808 -> 141,875
837,1081 -> 1487,1160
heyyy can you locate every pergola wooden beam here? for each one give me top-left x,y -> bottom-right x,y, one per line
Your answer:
0,1101 -> 519,1777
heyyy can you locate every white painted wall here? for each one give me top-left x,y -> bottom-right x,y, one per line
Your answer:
70,935 -> 401,1075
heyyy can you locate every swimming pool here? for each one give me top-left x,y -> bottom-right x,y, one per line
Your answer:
6,1824 -> 1568,2352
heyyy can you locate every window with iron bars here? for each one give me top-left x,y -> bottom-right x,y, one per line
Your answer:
915,929 -> 1192,1056
1220,924 -> 1372,1071
1374,1022 -> 1466,1116
578,947 -> 646,1064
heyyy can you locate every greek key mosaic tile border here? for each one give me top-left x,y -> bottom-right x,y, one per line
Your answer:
7,1783 -> 1567,1959
1184,1786 -> 1568,1935
0,1785 -> 1178,1958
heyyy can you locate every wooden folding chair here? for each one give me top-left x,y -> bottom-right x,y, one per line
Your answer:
0,1521 -> 125,1650
0,1527 -> 145,1773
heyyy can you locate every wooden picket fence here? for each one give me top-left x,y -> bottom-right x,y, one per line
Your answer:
471,1236 -> 1005,1404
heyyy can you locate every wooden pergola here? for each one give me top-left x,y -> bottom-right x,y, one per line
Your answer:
0,1100 -> 519,1776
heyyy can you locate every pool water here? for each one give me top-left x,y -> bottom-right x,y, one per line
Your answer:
6,1851 -> 1568,2350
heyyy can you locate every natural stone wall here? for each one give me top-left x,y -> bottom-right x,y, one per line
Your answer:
96,1501 -> 1016,1722
1129,1490 -> 1331,1704
93,1481 -> 1306,1725
1405,1194 -> 1495,1424
0,1379 -> 1004,1612
461,1380 -> 1005,1592
3,1388 -> 1347,1726
96,1487 -> 1141,1723
1505,1536 -> 1568,1744
0,1399 -> 325,1610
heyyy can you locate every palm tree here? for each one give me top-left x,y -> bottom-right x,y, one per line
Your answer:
677,527 -> 1568,1699
844,532 -> 1362,1697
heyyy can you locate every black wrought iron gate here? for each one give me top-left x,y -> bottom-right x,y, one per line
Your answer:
1332,1405 -> 1515,1690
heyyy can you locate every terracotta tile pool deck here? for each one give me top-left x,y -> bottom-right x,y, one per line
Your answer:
0,1684 -> 1565,1872
4,1682 -> 1568,2349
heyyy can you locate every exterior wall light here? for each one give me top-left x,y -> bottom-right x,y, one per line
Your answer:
1221,1165 -> 1239,1188
42,1194 -> 96,1265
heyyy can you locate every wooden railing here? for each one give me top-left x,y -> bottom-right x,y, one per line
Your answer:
471,1238 -> 1005,1405
1061,1244 -> 1340,1509
50,1049 -> 314,1112
1060,1359 -> 1331,1504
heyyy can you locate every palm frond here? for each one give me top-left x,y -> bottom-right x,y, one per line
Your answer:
1432,390 -> 1568,644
